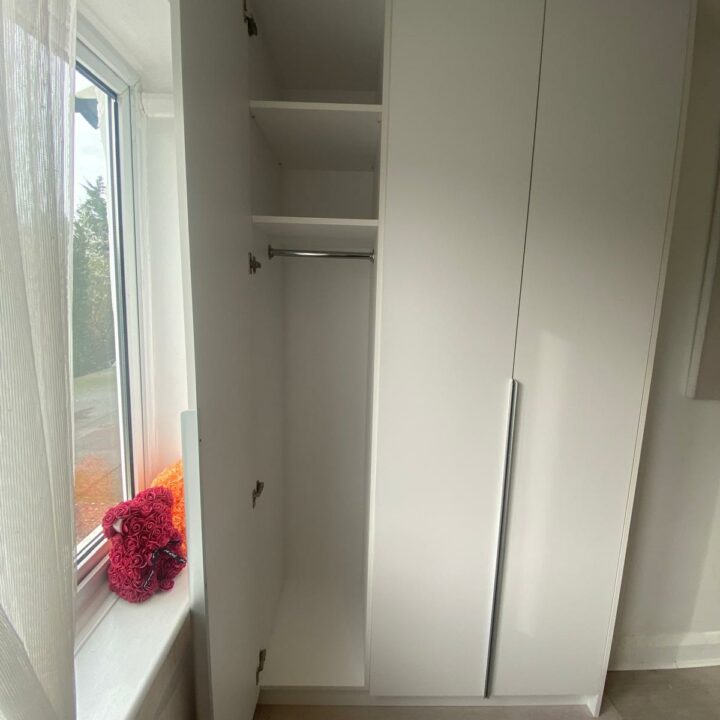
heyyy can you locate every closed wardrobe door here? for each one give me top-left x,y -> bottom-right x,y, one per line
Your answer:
491,0 -> 691,698
369,0 -> 544,697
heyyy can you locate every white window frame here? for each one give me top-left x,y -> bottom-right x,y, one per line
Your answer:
74,36 -> 145,641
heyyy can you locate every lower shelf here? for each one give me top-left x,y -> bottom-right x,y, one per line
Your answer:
252,216 -> 378,251
261,579 -> 366,689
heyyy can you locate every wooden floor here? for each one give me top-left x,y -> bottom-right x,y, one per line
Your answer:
255,666 -> 720,719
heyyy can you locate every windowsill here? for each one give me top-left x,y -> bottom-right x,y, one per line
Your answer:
75,570 -> 190,720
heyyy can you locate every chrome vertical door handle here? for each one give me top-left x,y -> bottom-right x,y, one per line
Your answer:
485,378 -> 519,698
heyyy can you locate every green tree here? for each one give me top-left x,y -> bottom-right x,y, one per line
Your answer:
72,177 -> 116,377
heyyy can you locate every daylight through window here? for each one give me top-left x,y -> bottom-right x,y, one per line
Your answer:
73,64 -> 134,571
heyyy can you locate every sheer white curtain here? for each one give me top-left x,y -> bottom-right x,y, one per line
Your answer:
0,0 -> 77,718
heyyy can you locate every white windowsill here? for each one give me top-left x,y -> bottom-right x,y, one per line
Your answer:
75,571 -> 190,720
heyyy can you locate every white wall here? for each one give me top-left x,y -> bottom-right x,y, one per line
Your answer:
141,111 -> 188,478
135,95 -> 194,720
612,0 -> 720,670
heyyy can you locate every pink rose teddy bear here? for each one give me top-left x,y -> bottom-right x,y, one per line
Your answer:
102,487 -> 186,603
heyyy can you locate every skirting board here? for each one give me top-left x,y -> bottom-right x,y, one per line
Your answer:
610,631 -> 720,671
259,690 -> 596,711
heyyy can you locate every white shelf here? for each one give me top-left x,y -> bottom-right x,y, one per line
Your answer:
250,101 -> 382,171
252,215 -> 377,250
261,580 -> 365,688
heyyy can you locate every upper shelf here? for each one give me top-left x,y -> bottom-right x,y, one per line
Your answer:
250,101 -> 382,171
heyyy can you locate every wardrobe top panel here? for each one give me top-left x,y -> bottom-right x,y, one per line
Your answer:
252,0 -> 385,97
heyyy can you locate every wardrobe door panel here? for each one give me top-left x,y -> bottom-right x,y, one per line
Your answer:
370,0 -> 544,696
492,0 -> 691,697
172,0 -> 280,716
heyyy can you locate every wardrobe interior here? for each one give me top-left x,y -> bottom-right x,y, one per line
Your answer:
247,0 -> 386,688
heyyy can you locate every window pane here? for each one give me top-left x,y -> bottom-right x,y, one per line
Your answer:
73,69 -> 127,548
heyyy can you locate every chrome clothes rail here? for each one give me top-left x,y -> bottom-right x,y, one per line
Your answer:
267,245 -> 375,262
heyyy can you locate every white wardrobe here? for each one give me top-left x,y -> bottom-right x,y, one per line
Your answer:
172,1 -> 693,718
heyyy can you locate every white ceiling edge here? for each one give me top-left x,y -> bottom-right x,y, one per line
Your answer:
76,13 -> 141,87
77,0 -> 174,94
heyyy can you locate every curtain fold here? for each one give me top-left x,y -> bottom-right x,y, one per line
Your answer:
0,0 -> 77,718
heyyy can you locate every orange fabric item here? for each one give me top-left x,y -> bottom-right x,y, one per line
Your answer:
151,460 -> 186,555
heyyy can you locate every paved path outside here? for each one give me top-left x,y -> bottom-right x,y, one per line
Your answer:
74,366 -> 123,543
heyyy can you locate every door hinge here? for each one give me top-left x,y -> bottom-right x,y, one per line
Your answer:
249,252 -> 262,274
252,480 -> 265,508
243,0 -> 258,36
256,648 -> 266,685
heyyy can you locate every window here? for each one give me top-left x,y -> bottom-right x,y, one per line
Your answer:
73,46 -> 141,582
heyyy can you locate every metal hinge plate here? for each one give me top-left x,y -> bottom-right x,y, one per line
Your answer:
256,648 -> 266,685
243,0 -> 258,36
249,252 -> 262,274
252,480 -> 265,508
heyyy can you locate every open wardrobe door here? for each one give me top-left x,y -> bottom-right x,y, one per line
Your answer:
172,0 -> 280,717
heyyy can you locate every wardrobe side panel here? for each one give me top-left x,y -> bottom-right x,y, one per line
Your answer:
370,0 -> 544,696
493,0 -> 691,696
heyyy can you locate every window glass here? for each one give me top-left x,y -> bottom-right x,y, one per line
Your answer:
73,67 -> 132,556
